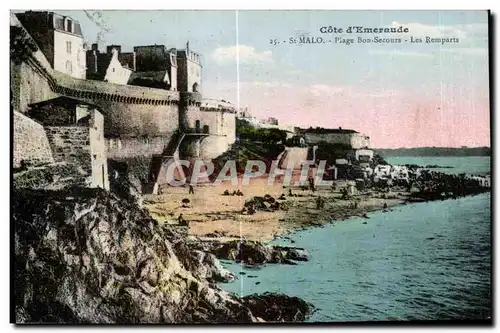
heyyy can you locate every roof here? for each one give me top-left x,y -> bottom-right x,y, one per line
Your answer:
201,98 -> 235,108
16,11 -> 83,37
28,96 -> 101,110
302,127 -> 358,134
128,71 -> 170,86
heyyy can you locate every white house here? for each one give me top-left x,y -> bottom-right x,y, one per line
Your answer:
355,149 -> 374,162
103,48 -> 133,85
390,165 -> 409,181
374,164 -> 391,177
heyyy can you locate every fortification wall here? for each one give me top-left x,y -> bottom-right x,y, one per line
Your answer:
105,136 -> 170,159
52,70 -> 180,102
198,136 -> 230,160
80,100 -> 179,138
12,12 -> 181,140
13,111 -> 55,168
11,12 -> 237,167
12,56 -> 180,139
45,126 -> 92,175
185,108 -> 236,159
222,112 -> 236,145
304,132 -> 370,149
179,92 -> 202,130
11,61 -> 58,113
279,147 -> 309,170
89,111 -> 109,190
11,13 -> 58,113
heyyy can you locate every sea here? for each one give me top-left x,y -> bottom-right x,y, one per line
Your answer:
386,156 -> 491,176
218,156 -> 492,322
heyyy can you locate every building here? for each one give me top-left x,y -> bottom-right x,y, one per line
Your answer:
265,117 -> 279,125
373,164 -> 391,178
390,165 -> 409,183
11,11 -> 237,191
176,42 -> 201,92
86,44 -> 133,85
26,96 -> 110,190
301,127 -> 370,149
132,44 -> 177,90
16,11 -> 86,79
355,149 -> 374,163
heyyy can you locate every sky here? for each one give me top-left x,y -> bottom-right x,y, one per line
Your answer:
53,10 -> 490,148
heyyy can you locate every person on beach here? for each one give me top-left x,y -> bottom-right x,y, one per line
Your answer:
316,196 -> 325,209
308,177 -> 316,192
189,184 -> 194,195
178,213 -> 189,227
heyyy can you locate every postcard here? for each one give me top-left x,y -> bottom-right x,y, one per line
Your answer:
11,9 -> 491,324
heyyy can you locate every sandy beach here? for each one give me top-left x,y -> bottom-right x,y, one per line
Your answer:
142,174 -> 410,243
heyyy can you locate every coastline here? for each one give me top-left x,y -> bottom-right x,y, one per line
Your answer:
142,176 -> 414,244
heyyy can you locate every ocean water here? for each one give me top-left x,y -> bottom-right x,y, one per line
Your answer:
385,156 -> 490,176
218,157 -> 492,322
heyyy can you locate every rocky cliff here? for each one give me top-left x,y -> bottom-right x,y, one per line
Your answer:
13,185 -> 313,323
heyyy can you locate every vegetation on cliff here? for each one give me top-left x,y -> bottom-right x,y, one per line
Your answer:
212,122 -> 286,176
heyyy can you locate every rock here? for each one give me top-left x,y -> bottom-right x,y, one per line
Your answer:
13,187 -> 312,323
211,241 -> 309,265
241,292 -> 314,323
283,248 -> 309,262
213,240 -> 273,265
242,195 -> 283,214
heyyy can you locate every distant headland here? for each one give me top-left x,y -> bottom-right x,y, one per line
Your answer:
374,146 -> 491,157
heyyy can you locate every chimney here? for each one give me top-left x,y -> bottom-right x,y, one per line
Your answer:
89,51 -> 98,73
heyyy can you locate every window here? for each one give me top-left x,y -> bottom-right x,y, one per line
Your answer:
66,61 -> 72,74
66,41 -> 72,54
65,19 -> 73,33
112,67 -> 115,72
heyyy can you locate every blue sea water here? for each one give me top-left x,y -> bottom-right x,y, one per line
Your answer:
218,157 -> 492,322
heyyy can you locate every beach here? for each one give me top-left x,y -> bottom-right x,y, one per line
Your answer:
142,175 -> 410,243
